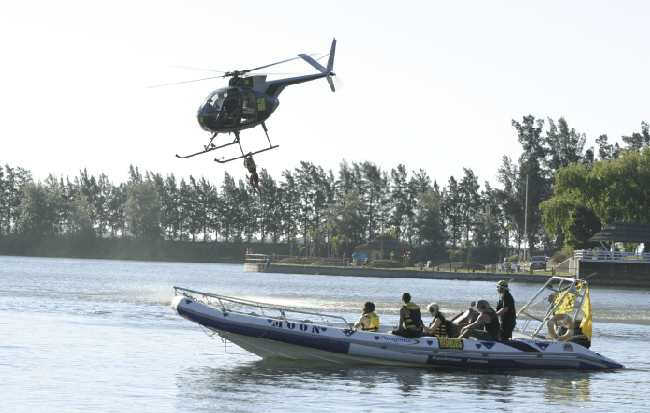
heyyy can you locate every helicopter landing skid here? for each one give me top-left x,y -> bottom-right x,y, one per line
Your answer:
214,144 -> 279,164
175,134 -> 239,159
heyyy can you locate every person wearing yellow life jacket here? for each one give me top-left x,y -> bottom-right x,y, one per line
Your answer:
392,293 -> 424,338
423,303 -> 452,337
354,301 -> 380,332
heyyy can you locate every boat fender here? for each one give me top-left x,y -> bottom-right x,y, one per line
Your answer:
547,313 -> 574,341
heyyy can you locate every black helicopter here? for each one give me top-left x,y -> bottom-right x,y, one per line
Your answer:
158,39 -> 337,164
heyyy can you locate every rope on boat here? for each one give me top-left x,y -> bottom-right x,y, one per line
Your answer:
199,325 -> 248,355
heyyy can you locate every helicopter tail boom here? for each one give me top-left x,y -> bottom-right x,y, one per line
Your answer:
264,38 -> 337,96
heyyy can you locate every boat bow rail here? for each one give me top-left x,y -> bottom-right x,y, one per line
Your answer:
173,286 -> 351,327
517,276 -> 591,342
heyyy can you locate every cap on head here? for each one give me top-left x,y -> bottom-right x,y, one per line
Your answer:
427,303 -> 439,314
402,292 -> 411,303
363,301 -> 375,313
476,299 -> 490,311
496,279 -> 509,290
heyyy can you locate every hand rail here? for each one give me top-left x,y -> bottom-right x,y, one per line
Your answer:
173,286 -> 350,325
574,249 -> 650,262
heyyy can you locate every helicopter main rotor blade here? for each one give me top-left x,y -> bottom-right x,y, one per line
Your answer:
169,65 -> 229,73
244,55 -> 305,73
147,75 -> 224,88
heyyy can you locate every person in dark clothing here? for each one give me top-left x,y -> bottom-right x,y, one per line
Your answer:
495,279 -> 516,340
458,300 -> 500,341
243,153 -> 260,193
392,293 -> 424,338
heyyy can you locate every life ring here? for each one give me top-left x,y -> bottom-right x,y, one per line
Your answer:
547,313 -> 574,341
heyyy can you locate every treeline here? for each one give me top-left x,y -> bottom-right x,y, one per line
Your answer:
1,117 -> 648,263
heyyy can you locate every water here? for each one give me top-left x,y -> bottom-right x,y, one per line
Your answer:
1,255 -> 649,412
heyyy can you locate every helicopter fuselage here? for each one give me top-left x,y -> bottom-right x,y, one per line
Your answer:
197,83 -> 279,134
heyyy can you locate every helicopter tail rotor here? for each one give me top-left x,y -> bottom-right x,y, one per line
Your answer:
326,38 -> 336,74
298,38 -> 336,93
326,38 -> 336,92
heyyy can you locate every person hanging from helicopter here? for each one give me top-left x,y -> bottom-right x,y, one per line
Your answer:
243,153 -> 260,193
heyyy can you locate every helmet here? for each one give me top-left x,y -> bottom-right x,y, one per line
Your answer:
363,301 -> 375,313
496,280 -> 509,290
427,303 -> 439,314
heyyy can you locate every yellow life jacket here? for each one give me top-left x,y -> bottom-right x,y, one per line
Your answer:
361,311 -> 380,331
431,316 -> 448,337
402,302 -> 423,331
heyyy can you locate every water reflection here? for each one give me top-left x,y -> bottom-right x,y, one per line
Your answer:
175,358 -> 597,409
542,372 -> 593,403
473,373 -> 515,403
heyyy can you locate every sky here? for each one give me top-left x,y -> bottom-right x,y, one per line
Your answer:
1,0 -> 649,187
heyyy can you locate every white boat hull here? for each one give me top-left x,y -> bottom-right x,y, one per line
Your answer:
172,295 -> 623,370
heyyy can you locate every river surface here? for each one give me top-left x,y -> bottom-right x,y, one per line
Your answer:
1,255 -> 649,412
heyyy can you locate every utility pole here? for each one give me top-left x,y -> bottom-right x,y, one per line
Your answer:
523,173 -> 529,262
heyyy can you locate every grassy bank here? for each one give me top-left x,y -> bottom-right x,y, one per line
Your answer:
0,235 -> 289,263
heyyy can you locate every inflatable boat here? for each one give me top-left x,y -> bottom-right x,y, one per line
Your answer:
171,278 -> 623,370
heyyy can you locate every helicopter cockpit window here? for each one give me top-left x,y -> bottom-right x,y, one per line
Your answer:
204,90 -> 226,111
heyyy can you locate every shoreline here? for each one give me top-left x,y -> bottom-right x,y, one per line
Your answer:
2,254 -> 648,288
267,263 -> 650,288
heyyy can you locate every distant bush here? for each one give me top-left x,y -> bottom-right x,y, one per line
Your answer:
367,259 -> 404,268
505,255 -> 520,263
550,246 -> 573,265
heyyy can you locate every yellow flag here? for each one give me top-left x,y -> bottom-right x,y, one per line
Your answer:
554,290 -> 576,315
580,285 -> 592,341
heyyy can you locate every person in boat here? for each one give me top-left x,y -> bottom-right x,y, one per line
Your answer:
243,153 -> 260,193
451,301 -> 479,329
495,279 -> 517,340
423,303 -> 455,337
458,299 -> 501,341
392,293 -> 424,338
354,301 -> 380,332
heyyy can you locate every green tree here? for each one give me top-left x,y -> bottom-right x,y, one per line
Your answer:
388,164 -> 410,243
280,170 -> 301,253
512,115 -> 551,252
326,190 -> 367,257
622,122 -> 650,150
458,168 -> 480,244
125,180 -> 161,240
219,172 -> 238,242
442,176 -> 462,248
542,147 -> 650,246
414,188 -> 446,260
16,183 -> 59,237
3,165 -> 33,234
544,117 -> 586,172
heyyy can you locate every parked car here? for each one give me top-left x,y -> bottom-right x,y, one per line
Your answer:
530,256 -> 547,270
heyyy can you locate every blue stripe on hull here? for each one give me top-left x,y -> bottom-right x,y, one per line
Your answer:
178,306 -> 351,354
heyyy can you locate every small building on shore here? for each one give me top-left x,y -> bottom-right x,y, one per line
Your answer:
574,223 -> 650,286
352,239 -> 403,263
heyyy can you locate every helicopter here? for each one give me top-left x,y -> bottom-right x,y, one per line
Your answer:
157,38 -> 337,164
